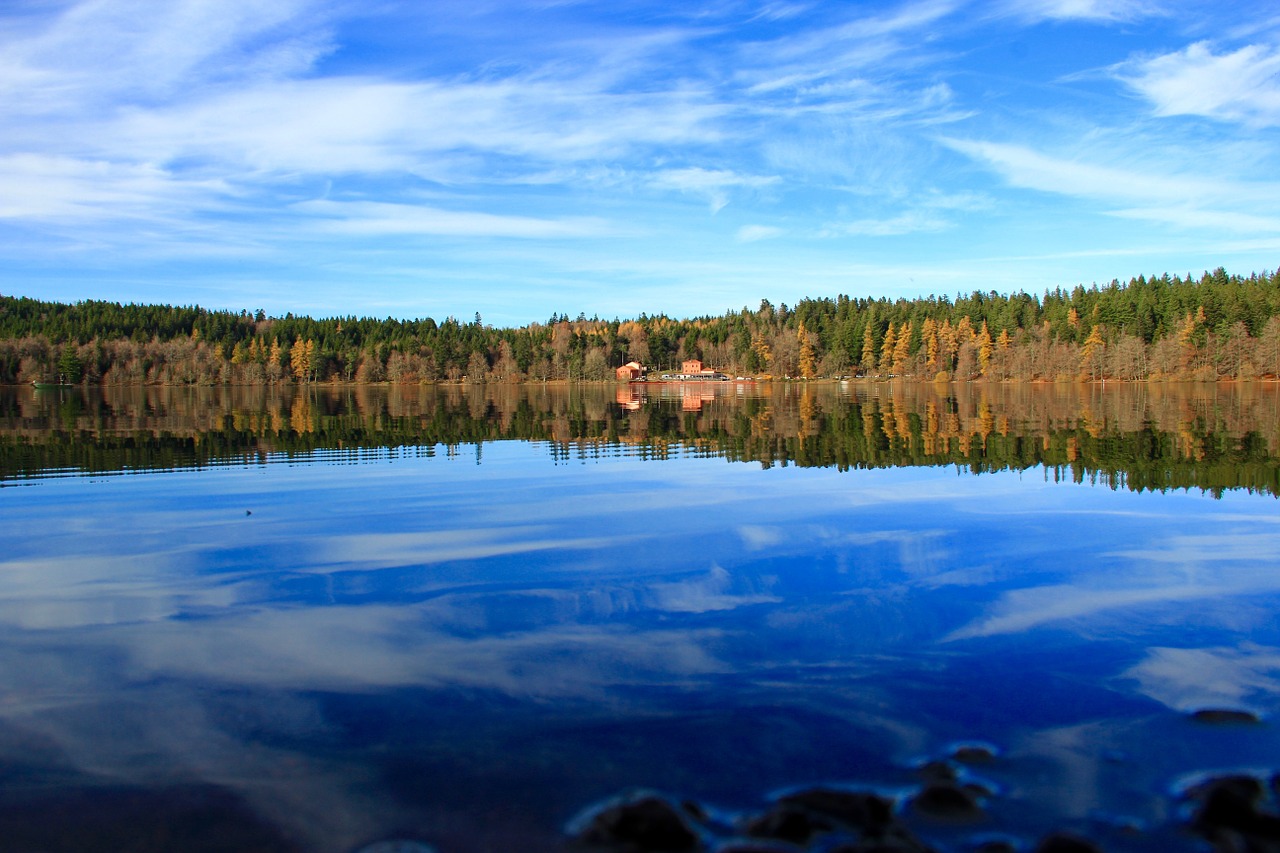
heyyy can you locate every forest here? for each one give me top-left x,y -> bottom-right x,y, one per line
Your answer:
3,266 -> 1280,385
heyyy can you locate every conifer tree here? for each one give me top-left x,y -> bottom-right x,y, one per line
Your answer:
880,322 -> 897,374
976,322 -> 994,375
893,320 -> 913,375
798,323 -> 817,379
921,317 -> 939,373
290,338 -> 312,382
1081,325 -> 1105,380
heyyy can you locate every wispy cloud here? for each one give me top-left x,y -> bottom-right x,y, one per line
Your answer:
0,154 -> 232,221
822,212 -> 951,237
942,137 -> 1280,233
942,138 -> 1225,203
948,531 -> 1280,640
0,0 -> 334,113
105,77 -> 728,176
734,0 -> 965,124
649,168 -> 780,212
1109,206 -> 1280,234
994,0 -> 1165,23
802,0 -> 962,46
736,224 -> 784,242
1116,41 -> 1280,126
295,199 -> 615,239
1123,645 -> 1280,712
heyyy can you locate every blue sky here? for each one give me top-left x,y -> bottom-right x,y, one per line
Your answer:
1,0 -> 1278,326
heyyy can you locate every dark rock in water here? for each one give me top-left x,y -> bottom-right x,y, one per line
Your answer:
908,783 -> 985,822
744,803 -> 837,844
1032,832 -> 1103,852
972,841 -> 1018,853
915,760 -> 958,783
950,745 -> 998,764
574,792 -> 702,852
1185,774 -> 1265,805
682,800 -> 709,823
963,782 -> 996,799
1191,708 -> 1262,725
775,788 -> 896,833
1187,772 -> 1280,851
760,788 -> 933,852
826,833 -> 936,853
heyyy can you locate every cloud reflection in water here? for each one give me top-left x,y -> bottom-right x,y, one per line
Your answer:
0,443 -> 1278,850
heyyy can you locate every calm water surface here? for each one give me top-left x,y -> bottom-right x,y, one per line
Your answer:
1,383 -> 1278,852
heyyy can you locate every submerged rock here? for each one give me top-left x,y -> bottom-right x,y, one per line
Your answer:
1190,708 -> 1262,725
767,788 -> 934,853
908,782 -> 985,822
774,788 -> 896,834
570,759 -> 1280,853
743,803 -> 837,845
1186,772 -> 1280,851
573,792 -> 703,852
971,841 -> 1018,853
352,843 -> 437,853
950,744 -> 998,764
1032,832 -> 1103,853
915,760 -> 958,784
826,838 -> 936,852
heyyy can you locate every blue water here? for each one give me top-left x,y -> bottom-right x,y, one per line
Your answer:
1,437 -> 1278,851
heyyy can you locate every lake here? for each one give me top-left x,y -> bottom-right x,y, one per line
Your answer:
1,381 -> 1278,853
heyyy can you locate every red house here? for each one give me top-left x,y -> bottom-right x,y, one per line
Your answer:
616,361 -> 645,381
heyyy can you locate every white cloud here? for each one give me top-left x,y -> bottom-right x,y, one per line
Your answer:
942,137 -> 1280,233
948,531 -> 1280,640
737,224 -> 784,242
0,0 -> 332,113
735,0 -> 964,122
747,2 -> 814,23
295,199 -> 613,239
946,582 -> 1212,640
1117,41 -> 1280,126
0,153 -> 232,221
823,0 -> 962,43
1123,645 -> 1280,712
309,527 -> 624,570
105,77 -> 728,176
650,168 -> 780,212
1109,206 -> 1280,234
943,138 -> 1217,203
822,211 -> 950,237
995,0 -> 1164,23
650,167 -> 780,193
643,566 -> 779,613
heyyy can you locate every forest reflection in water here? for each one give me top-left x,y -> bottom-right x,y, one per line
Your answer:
0,381 -> 1279,852
2,380 -> 1279,495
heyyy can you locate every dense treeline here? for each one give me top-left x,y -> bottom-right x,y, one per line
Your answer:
4,266 -> 1280,384
3,383 -> 1278,497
